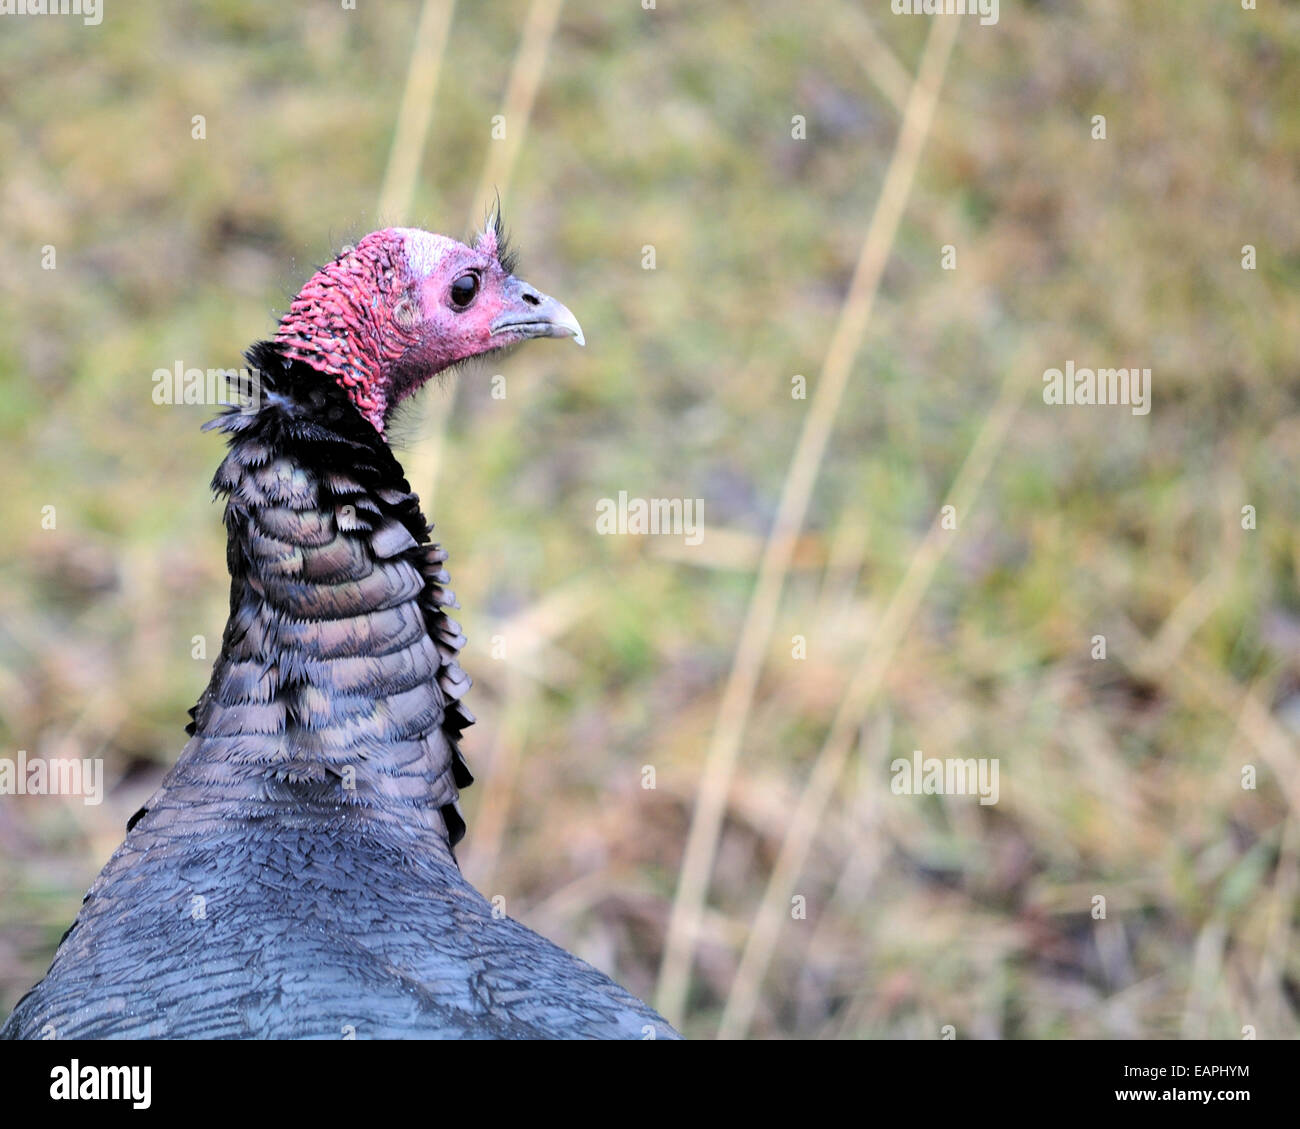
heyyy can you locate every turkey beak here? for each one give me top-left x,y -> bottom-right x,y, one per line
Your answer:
490,278 -> 585,347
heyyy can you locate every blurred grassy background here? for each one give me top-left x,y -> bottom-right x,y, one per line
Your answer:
2,0 -> 1299,1039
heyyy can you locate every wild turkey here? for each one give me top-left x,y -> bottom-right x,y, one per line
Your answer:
2,219 -> 679,1040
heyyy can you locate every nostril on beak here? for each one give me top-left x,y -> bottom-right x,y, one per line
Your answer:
521,290 -> 541,306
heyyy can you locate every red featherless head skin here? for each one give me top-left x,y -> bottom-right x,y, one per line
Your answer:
274,221 -> 585,434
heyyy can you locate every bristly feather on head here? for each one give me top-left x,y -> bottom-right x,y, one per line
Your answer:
475,195 -> 518,277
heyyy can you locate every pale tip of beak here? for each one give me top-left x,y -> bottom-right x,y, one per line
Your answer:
547,302 -> 584,347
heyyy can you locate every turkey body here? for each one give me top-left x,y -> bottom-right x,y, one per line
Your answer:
2,344 -> 677,1040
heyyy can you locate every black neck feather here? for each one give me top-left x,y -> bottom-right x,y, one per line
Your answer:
172,342 -> 475,849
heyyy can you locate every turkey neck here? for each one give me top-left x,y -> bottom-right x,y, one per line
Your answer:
168,343 -> 475,850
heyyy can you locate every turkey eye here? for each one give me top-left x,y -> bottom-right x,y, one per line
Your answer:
450,273 -> 479,308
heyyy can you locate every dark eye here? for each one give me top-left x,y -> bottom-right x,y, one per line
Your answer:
450,273 -> 479,308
